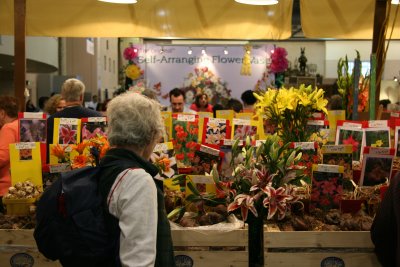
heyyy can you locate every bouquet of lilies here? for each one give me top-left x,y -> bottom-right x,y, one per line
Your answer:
212,135 -> 306,222
254,85 -> 328,144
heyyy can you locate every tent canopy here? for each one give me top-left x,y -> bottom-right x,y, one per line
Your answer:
0,0 -> 399,39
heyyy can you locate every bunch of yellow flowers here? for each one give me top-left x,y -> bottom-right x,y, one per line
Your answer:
254,85 -> 328,143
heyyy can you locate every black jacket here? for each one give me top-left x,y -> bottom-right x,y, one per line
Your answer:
371,173 -> 400,267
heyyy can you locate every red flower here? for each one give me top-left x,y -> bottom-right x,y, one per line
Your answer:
342,135 -> 359,152
175,154 -> 184,160
123,46 -> 138,61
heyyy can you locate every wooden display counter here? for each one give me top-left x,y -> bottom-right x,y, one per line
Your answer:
264,224 -> 380,267
0,227 -> 381,267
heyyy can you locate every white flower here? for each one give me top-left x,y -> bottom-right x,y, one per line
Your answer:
204,88 -> 213,100
185,90 -> 195,103
216,84 -> 224,94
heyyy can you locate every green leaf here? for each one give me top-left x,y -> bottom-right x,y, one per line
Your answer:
167,206 -> 186,220
187,181 -> 201,196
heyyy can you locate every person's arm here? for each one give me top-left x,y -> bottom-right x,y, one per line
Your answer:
0,124 -> 17,168
108,169 -> 158,267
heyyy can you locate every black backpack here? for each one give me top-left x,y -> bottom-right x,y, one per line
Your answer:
34,165 -> 117,264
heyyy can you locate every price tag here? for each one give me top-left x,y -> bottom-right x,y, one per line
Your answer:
177,114 -> 196,122
15,142 -> 36,150
60,118 -> 79,125
88,117 -> 106,122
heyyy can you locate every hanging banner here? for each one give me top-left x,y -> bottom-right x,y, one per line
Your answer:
129,44 -> 275,106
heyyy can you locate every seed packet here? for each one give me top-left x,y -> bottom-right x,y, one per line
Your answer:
202,118 -> 231,145
359,147 -> 394,187
172,114 -> 199,168
150,142 -> 177,179
310,164 -> 344,212
80,117 -> 107,142
191,144 -> 223,175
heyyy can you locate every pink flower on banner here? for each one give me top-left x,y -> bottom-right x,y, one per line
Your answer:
123,46 -> 138,61
59,125 -> 77,144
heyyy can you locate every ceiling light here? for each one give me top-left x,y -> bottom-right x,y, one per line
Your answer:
98,0 -> 137,4
188,47 -> 193,55
224,47 -> 229,55
235,0 -> 278,5
391,0 -> 399,4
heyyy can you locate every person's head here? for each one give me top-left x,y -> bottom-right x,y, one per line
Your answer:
61,78 -> 85,103
0,96 -> 19,128
92,95 -> 98,103
195,93 -> 209,108
328,94 -> 343,110
44,94 -> 66,115
226,98 -> 243,113
38,96 -> 49,110
169,88 -> 185,113
212,103 -> 224,118
107,92 -> 164,159
241,90 -> 257,106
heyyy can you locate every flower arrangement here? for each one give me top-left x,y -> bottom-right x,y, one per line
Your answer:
254,85 -> 328,144
269,47 -> 289,88
269,47 -> 289,74
123,44 -> 143,80
214,135 -> 305,222
181,67 -> 231,106
358,74 -> 370,112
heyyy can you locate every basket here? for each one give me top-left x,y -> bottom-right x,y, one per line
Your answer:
2,198 -> 36,216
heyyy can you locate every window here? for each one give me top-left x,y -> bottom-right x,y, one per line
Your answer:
104,56 -> 107,71
106,40 -> 109,50
109,58 -> 111,72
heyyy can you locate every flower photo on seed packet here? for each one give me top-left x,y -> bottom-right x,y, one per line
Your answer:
291,142 -> 319,184
311,165 -> 344,212
150,149 -> 177,179
233,124 -> 257,140
58,124 -> 78,144
19,119 -> 47,143
203,118 -> 228,145
191,150 -> 221,175
364,128 -> 390,148
172,116 -> 198,168
81,121 -> 107,141
336,127 -> 364,161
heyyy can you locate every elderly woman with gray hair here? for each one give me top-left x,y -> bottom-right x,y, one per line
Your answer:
97,92 -> 175,267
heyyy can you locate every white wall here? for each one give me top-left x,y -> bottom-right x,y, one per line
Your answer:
97,38 -> 119,101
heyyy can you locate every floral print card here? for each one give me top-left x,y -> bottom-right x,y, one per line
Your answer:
202,118 -> 230,145
363,127 -> 390,148
18,112 -> 47,143
311,164 -> 344,212
150,142 -> 177,179
306,119 -> 329,146
359,147 -> 394,186
81,117 -> 107,142
53,118 -> 81,145
219,139 -> 244,181
336,126 -> 364,162
232,119 -> 258,141
172,114 -> 198,168
9,142 -> 43,189
191,144 -> 223,175
321,145 -> 353,181
290,142 -> 320,184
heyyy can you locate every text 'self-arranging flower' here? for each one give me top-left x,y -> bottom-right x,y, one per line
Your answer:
172,119 -> 199,168
213,135 -> 306,222
51,136 -> 110,169
181,67 -> 231,106
254,85 -> 328,144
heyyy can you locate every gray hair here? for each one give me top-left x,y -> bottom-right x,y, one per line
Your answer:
107,92 -> 164,148
61,78 -> 85,102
